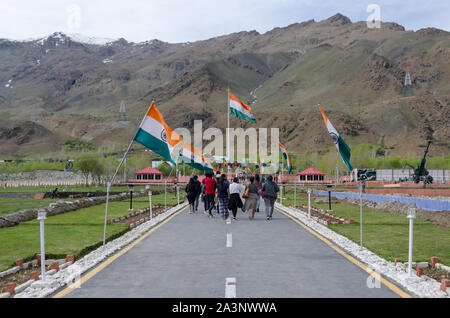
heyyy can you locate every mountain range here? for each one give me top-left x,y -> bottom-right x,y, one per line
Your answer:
0,13 -> 449,159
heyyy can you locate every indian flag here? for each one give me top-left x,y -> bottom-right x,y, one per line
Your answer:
134,103 -> 182,166
279,141 -> 292,174
229,91 -> 256,123
319,105 -> 353,172
259,158 -> 265,175
179,143 -> 214,173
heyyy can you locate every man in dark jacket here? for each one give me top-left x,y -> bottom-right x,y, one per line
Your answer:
261,176 -> 279,220
193,175 -> 201,211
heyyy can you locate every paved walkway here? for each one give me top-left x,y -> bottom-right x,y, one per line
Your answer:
63,203 -> 400,298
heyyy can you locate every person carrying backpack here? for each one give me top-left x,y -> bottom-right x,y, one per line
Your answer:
261,175 -> 279,220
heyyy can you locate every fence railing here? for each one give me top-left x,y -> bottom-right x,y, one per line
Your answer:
313,190 -> 450,212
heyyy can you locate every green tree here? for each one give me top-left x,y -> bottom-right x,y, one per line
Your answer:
62,139 -> 96,152
156,163 -> 174,177
74,154 -> 105,186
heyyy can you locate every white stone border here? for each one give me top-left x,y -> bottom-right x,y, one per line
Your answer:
13,202 -> 188,298
276,203 -> 449,298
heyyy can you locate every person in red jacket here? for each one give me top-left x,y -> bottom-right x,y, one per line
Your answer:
201,172 -> 217,218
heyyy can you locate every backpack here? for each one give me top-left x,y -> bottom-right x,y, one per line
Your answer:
263,182 -> 278,199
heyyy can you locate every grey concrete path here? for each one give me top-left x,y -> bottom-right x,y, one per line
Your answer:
65,203 -> 400,298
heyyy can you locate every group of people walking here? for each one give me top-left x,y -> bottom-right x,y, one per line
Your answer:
185,172 -> 280,221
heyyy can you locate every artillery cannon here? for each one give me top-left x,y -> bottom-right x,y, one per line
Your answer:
404,141 -> 433,188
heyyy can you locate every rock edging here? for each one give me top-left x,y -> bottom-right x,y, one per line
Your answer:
276,203 -> 449,298
12,202 -> 188,298
0,191 -> 158,228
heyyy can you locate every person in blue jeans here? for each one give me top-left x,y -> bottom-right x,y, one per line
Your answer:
193,175 -> 201,211
262,175 -> 279,220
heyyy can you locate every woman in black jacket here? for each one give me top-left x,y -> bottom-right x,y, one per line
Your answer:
185,177 -> 197,214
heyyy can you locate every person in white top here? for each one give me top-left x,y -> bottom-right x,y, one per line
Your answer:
228,177 -> 243,219
229,180 -> 242,194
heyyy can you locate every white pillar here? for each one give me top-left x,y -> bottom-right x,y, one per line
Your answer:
280,184 -> 283,205
307,188 -> 311,219
407,208 -> 416,276
149,190 -> 153,220
359,182 -> 363,250
294,180 -> 297,208
37,211 -> 47,281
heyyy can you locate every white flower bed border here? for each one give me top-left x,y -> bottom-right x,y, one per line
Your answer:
13,202 -> 188,298
276,203 -> 449,298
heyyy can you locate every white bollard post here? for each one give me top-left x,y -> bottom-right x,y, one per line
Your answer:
37,210 -> 47,281
145,185 -> 152,220
149,191 -> 153,220
294,180 -> 297,208
307,188 -> 311,219
280,185 -> 283,205
407,207 -> 416,276
359,182 -> 363,250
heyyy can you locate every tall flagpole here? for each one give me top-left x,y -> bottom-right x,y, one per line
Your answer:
227,88 -> 230,177
164,165 -> 175,210
102,101 -> 152,250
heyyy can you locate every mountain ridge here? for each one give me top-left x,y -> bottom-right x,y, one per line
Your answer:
0,13 -> 448,158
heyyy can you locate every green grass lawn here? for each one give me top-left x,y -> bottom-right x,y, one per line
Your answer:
0,185 -> 170,216
0,198 -> 72,216
281,186 -> 450,266
0,194 -> 179,271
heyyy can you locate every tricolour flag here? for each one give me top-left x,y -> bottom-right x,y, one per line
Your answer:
229,91 -> 256,123
259,158 -> 265,175
279,141 -> 292,174
134,103 -> 182,166
319,105 -> 353,172
179,143 -> 214,173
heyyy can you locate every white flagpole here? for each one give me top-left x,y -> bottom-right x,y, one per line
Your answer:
102,102 -> 152,250
281,161 -> 284,205
102,138 -> 134,250
352,168 -> 364,250
165,166 -> 175,210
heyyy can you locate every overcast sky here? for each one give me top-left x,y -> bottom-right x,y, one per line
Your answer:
1,0 -> 449,43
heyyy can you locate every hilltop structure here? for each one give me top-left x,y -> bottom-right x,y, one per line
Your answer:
403,60 -> 414,97
118,96 -> 127,121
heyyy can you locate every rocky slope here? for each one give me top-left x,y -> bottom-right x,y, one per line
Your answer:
0,13 -> 449,158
